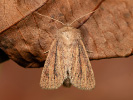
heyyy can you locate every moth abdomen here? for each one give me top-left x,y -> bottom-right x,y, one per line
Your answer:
63,77 -> 72,88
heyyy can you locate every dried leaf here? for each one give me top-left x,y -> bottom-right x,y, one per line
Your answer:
0,0 -> 133,68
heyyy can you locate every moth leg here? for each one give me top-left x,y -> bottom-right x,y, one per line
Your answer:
44,50 -> 49,54
86,50 -> 93,53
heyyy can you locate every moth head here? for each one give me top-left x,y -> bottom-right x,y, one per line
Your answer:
57,26 -> 82,40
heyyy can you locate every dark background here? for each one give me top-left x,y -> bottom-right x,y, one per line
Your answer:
0,56 -> 133,100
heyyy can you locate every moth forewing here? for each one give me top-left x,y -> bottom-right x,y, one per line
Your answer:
40,40 -> 67,89
68,37 -> 95,90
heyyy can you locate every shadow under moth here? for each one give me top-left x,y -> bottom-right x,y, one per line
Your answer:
37,0 -> 105,90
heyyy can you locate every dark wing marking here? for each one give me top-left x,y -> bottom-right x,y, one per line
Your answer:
69,40 -> 95,90
40,40 -> 67,89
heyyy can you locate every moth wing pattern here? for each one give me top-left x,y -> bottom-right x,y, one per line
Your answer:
40,40 -> 67,89
69,40 -> 95,90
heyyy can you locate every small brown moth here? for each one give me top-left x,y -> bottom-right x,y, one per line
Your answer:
36,0 -> 105,90
40,25 -> 95,90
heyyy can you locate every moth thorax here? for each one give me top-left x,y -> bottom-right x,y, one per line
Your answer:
57,26 -> 82,41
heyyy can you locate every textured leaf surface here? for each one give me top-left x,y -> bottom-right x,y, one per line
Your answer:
0,0 -> 133,68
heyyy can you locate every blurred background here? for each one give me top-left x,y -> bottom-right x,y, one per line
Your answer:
0,56 -> 133,100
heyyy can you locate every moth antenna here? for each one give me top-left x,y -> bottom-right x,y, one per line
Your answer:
34,12 -> 66,26
70,0 -> 105,27
70,11 -> 94,26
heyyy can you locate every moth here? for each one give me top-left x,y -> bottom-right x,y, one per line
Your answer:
36,0 -> 105,90
40,25 -> 95,90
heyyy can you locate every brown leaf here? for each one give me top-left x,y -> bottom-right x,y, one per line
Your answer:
0,0 -> 133,68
